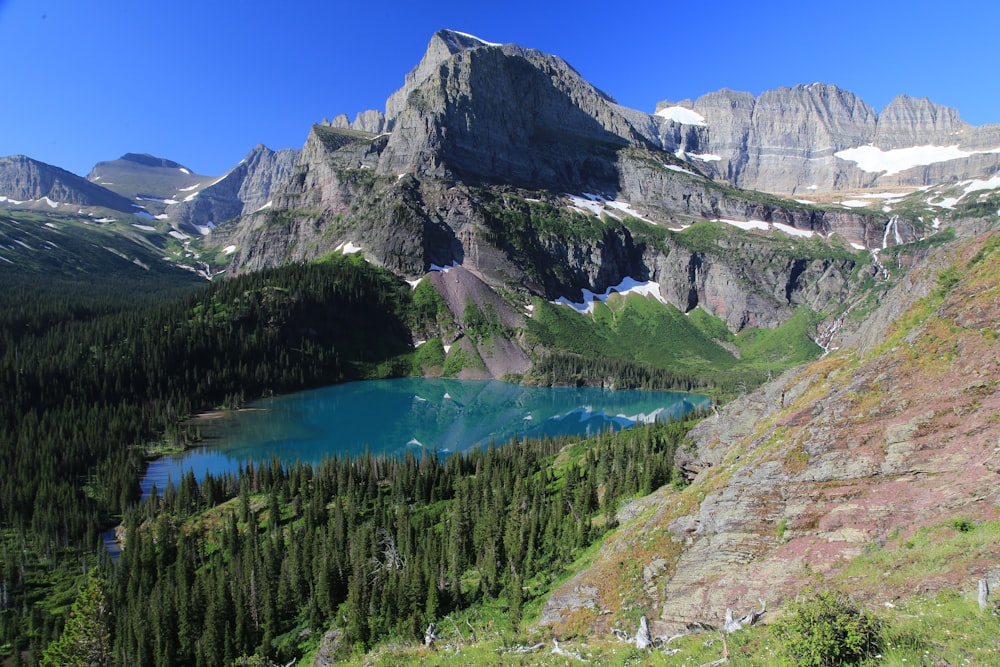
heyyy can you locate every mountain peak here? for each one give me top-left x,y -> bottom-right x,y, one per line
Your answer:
119,153 -> 188,171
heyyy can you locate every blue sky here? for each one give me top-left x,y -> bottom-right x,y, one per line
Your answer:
1,0 -> 997,177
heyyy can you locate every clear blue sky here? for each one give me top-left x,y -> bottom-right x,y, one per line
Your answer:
1,0 -> 997,177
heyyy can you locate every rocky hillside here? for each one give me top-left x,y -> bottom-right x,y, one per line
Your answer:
539,213 -> 1000,636
656,85 -> 1000,195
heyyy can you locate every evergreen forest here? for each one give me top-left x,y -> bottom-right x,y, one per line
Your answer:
0,254 -> 708,665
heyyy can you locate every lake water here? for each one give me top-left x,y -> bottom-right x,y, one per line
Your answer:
141,378 -> 710,495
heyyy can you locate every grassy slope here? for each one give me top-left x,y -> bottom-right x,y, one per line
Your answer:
525,292 -> 821,395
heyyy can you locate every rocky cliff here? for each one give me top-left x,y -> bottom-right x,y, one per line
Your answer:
166,144 -> 299,233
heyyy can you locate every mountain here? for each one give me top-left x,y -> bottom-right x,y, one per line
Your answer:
87,152 -> 205,201
0,209 -> 208,284
656,85 -> 1000,194
213,30 -> 920,376
0,154 -> 137,213
84,149 -> 300,235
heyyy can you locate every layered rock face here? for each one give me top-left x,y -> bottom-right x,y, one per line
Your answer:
166,144 -> 299,232
0,155 -> 136,212
662,85 -> 1000,193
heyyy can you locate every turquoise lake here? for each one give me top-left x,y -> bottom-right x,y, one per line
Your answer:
141,378 -> 711,495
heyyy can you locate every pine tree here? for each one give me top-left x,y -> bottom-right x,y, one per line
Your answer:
40,569 -> 112,667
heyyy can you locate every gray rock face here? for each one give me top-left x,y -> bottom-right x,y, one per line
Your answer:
167,144 -> 299,232
383,30 -> 491,130
375,38 -> 653,191
874,94 -> 967,149
671,84 -> 1000,193
0,154 -> 136,212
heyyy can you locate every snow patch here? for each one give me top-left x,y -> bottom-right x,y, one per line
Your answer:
0,196 -> 25,205
179,167 -> 191,175
222,245 -> 237,255
177,183 -> 201,192
772,222 -> 814,238
429,262 -> 459,272
450,30 -> 501,46
94,217 -> 117,223
835,144 -> 1000,176
137,196 -> 179,204
655,106 -> 707,126
192,222 -> 215,235
183,192 -> 199,202
169,230 -> 190,240
566,193 -> 655,223
555,277 -> 668,315
961,173 -> 1000,196
688,152 -> 721,162
665,164 -> 698,177
858,191 -> 909,200
255,200 -> 273,213
929,196 -> 959,209
335,241 -> 362,254
850,242 -> 867,250
42,197 -> 60,208
839,200 -> 871,208
715,218 -> 769,232
14,239 -> 32,250
795,199 -> 816,204
131,224 -> 157,231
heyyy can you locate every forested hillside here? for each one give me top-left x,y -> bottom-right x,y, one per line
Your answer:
0,249 -> 721,663
0,256 -> 421,658
103,419 -> 697,665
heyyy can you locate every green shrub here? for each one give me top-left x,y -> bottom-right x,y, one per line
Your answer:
950,517 -> 975,533
772,589 -> 884,667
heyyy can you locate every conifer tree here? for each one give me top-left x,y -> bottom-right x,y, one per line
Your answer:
40,569 -> 112,667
